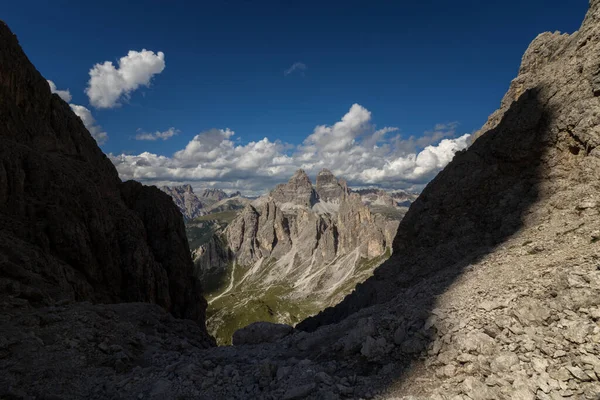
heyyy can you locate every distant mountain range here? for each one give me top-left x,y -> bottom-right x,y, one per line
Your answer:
161,170 -> 417,344
160,181 -> 418,222
159,185 -> 249,220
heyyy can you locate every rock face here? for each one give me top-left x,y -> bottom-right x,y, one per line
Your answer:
191,235 -> 232,287
270,169 -> 317,207
299,0 -> 600,332
203,169 -> 401,343
0,21 -> 212,342
315,169 -> 349,202
159,184 -> 204,220
199,188 -> 228,204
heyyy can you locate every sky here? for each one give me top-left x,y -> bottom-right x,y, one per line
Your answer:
3,0 -> 589,194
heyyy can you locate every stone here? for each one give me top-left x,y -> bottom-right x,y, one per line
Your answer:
549,367 -> 572,382
283,383 -> 316,400
513,299 -> 551,326
479,300 -> 505,312
531,357 -> 549,374
511,388 -> 535,400
491,352 -> 519,372
393,326 -> 407,345
457,332 -> 496,355
360,336 -> 391,360
232,322 -> 294,345
316,372 -> 334,386
563,321 -> 593,344
462,376 -> 498,400
566,365 -> 591,382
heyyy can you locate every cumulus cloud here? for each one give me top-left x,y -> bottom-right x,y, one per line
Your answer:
108,104 -> 470,195
86,49 -> 165,108
70,104 -> 108,145
135,127 -> 179,141
284,62 -> 307,76
47,80 -> 72,102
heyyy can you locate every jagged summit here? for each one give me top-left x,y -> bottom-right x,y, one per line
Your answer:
316,168 -> 350,202
270,168 -> 318,207
160,184 -> 204,220
200,188 -> 228,201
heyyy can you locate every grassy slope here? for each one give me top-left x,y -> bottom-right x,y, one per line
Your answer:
204,249 -> 393,345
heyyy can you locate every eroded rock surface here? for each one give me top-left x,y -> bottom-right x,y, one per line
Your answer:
0,21 -> 211,338
159,184 -> 205,220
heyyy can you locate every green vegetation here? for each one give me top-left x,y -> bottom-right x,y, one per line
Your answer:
204,248 -> 393,346
207,281 -> 320,345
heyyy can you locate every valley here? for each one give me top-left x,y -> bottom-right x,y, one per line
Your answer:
164,171 -> 412,344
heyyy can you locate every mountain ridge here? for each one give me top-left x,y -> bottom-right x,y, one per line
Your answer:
0,20 -> 212,341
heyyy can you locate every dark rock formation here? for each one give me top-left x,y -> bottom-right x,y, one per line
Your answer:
0,21 -> 212,342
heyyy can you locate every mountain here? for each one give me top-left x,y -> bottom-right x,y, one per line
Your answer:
159,184 -> 204,220
3,3 -> 600,399
199,188 -> 228,205
196,169 -> 403,344
160,185 -> 250,220
0,21 -> 212,342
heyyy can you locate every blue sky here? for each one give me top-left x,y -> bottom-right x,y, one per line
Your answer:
3,0 -> 589,193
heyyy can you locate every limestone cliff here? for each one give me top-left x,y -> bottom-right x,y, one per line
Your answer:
315,168 -> 349,202
159,184 -> 204,220
0,21 -> 212,344
270,169 -> 317,207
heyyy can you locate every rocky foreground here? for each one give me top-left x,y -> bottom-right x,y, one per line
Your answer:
2,1 -> 600,399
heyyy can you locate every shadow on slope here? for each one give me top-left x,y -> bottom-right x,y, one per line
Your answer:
298,86 -> 558,390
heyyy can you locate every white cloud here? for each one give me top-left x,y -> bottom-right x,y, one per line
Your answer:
70,104 -> 108,145
108,104 -> 470,195
135,127 -> 179,141
47,80 -> 72,102
86,49 -> 165,108
284,62 -> 307,76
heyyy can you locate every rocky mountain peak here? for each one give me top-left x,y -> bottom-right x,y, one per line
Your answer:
270,168 -> 317,207
200,188 -> 228,201
292,168 -> 311,181
316,168 -> 350,202
159,185 -> 204,220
